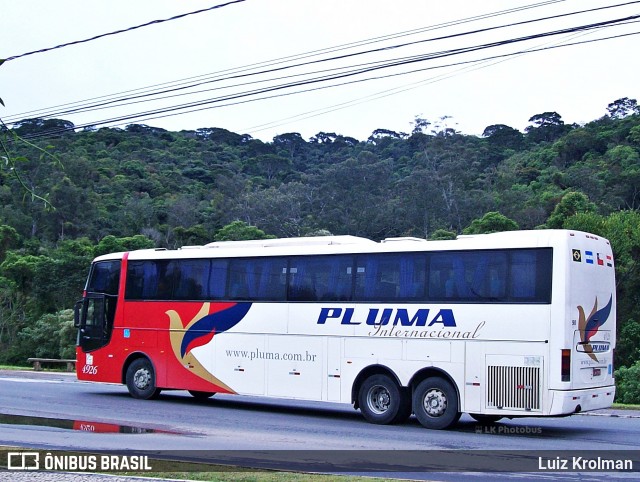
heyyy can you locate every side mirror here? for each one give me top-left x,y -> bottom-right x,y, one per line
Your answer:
74,299 -> 84,328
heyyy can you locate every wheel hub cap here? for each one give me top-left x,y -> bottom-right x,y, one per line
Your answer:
424,388 -> 447,417
134,369 -> 151,390
368,386 -> 391,414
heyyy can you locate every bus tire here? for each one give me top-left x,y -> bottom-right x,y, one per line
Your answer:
469,413 -> 502,424
413,377 -> 460,430
126,358 -> 161,400
188,390 -> 216,400
358,374 -> 408,425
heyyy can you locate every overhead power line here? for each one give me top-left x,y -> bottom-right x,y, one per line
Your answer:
239,27 -> 618,135
17,15 -> 640,139
105,30 -> 640,131
3,0 -> 574,123
5,0 -> 640,139
6,1 -> 638,125
1,0 -> 247,63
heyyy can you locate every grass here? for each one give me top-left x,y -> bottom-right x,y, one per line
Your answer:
612,403 -> 640,410
0,365 -> 29,370
0,364 -> 73,372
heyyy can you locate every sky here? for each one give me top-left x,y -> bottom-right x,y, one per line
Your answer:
1,0 -> 639,142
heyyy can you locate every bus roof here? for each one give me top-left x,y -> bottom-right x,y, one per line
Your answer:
204,235 -> 374,249
91,230 -> 611,263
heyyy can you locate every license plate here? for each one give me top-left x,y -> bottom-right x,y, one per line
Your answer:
593,368 -> 601,376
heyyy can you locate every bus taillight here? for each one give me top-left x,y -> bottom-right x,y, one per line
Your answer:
561,349 -> 571,382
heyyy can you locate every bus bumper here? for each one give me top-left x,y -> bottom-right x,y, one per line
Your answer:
549,385 -> 616,415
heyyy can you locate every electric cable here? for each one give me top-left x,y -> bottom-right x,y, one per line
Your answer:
4,0 -> 569,121
1,0 -> 248,63
18,20 -> 640,140
5,1 -> 636,124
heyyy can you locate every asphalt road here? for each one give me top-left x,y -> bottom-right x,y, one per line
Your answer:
1,369 -> 639,480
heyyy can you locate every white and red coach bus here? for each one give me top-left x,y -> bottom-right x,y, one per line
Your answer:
75,230 -> 616,429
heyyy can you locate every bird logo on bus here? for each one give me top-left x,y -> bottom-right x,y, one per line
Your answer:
166,302 -> 251,392
577,295 -> 613,362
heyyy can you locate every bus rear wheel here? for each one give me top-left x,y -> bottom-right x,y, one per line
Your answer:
358,374 -> 410,425
413,377 -> 460,430
126,358 -> 161,400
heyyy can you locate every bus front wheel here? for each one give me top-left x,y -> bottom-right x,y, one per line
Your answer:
358,374 -> 410,425
413,377 -> 460,430
126,358 -> 161,400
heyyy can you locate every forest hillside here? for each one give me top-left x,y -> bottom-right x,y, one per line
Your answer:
1,97 -> 639,401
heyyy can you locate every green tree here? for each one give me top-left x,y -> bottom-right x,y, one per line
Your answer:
94,235 -> 155,257
607,97 -> 639,119
614,361 -> 640,404
429,229 -> 457,240
0,224 -> 19,262
525,112 -> 571,143
546,191 -> 596,228
482,124 -> 524,151
463,212 -> 519,234
617,320 -> 640,373
213,220 -> 273,241
0,276 -> 26,363
172,225 -> 210,247
15,309 -> 75,362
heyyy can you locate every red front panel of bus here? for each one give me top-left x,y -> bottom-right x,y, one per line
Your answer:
77,298 -> 250,395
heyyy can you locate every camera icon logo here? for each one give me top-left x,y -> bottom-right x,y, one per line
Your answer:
7,452 -> 40,470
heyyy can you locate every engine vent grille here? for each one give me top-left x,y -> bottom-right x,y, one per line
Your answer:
487,365 -> 541,411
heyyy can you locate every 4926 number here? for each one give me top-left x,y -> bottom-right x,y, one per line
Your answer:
82,364 -> 98,375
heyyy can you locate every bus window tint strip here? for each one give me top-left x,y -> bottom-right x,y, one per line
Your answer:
123,248 -> 552,303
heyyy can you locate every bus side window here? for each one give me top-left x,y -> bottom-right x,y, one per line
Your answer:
256,258 -> 287,300
172,260 -> 210,300
125,261 -> 158,300
288,255 -> 354,302
470,252 -> 507,299
509,250 -> 552,302
428,256 -> 449,299
288,259 -> 316,301
227,258 -> 287,301
326,256 -> 353,301
209,259 -> 228,300
228,259 -> 250,300
354,256 -> 378,300
355,254 -> 416,301
398,254 -> 426,299
155,261 -> 173,300
429,254 -> 468,300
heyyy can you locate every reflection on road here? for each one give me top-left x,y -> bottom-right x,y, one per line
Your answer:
0,413 -> 179,434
